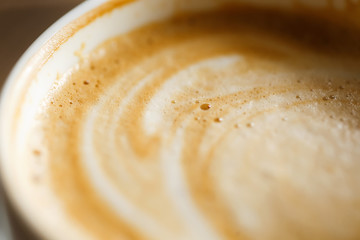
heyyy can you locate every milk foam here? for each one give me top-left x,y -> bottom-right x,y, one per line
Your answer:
29,6 -> 360,240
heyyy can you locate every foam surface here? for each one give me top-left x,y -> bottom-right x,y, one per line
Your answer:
35,6 -> 360,240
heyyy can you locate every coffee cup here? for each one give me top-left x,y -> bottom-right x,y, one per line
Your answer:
1,0 -> 360,239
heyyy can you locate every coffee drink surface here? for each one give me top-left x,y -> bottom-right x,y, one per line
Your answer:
32,5 -> 360,240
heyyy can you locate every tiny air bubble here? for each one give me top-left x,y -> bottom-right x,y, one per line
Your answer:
246,122 -> 255,128
200,103 -> 211,110
214,117 -> 223,123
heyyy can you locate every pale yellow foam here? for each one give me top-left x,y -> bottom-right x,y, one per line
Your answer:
36,6 -> 360,240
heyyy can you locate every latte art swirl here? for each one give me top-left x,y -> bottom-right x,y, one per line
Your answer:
39,7 -> 360,240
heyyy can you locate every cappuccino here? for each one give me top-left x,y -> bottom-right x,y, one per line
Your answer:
4,3 -> 360,240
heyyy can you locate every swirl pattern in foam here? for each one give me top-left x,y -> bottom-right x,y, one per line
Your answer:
35,6 -> 360,240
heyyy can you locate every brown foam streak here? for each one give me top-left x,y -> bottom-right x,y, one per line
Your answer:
181,127 -> 249,239
99,36 -> 249,179
204,96 -> 360,165
45,114 -> 143,239
179,87 -> 297,239
197,82 -> 360,158
292,0 -> 360,26
117,38 -> 244,158
45,81 -> 147,238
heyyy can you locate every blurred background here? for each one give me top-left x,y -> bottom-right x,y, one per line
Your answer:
0,1 -> 83,239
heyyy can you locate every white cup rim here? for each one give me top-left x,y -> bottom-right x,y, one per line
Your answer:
0,0 -> 109,238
